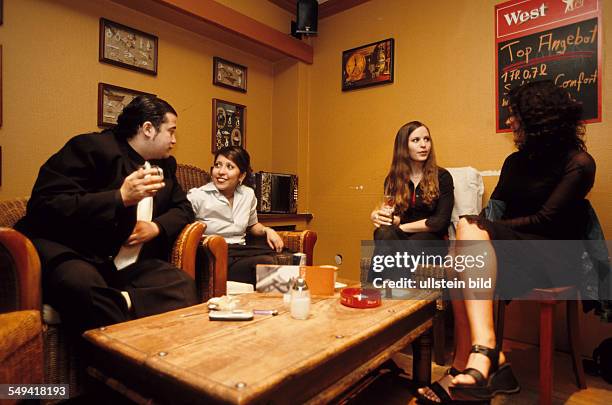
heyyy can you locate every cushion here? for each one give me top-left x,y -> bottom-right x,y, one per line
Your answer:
447,167 -> 484,239
0,310 -> 44,384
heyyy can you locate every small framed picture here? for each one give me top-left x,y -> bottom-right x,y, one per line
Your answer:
0,45 -> 3,128
342,38 -> 394,91
98,83 -> 155,127
99,18 -> 158,75
213,57 -> 247,93
212,98 -> 246,153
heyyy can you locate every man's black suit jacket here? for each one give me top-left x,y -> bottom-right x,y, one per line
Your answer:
15,130 -> 195,268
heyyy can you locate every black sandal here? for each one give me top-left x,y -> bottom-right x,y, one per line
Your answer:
415,367 -> 461,405
449,345 -> 520,401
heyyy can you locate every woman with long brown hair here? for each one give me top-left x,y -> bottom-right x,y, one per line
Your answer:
370,121 -> 454,241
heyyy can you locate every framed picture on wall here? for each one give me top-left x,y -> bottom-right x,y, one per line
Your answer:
341,38 -> 394,91
212,98 -> 246,153
213,57 -> 247,93
0,45 -> 3,128
98,83 -> 155,127
99,18 -> 158,75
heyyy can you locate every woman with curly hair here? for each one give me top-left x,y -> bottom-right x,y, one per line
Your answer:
417,81 -> 596,404
370,121 -> 454,240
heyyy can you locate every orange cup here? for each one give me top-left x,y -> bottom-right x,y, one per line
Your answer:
302,266 -> 336,296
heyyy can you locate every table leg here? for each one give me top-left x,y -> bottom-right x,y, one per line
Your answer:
412,329 -> 433,385
433,303 -> 446,365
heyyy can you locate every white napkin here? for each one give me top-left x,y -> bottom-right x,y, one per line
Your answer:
114,162 -> 154,270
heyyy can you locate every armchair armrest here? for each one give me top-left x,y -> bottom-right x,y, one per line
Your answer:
277,230 -> 318,265
198,235 -> 228,301
0,227 -> 42,311
170,222 -> 205,280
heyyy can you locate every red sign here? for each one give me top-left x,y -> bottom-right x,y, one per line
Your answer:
496,0 -> 600,39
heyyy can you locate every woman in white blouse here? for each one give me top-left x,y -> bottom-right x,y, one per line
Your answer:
187,146 -> 284,284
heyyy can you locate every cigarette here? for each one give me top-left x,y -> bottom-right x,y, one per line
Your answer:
253,309 -> 278,316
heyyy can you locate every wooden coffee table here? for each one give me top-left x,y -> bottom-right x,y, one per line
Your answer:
84,290 -> 439,404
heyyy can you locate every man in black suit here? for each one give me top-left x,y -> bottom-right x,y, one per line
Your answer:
16,96 -> 198,332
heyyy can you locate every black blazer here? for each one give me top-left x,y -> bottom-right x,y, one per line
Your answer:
15,130 -> 194,267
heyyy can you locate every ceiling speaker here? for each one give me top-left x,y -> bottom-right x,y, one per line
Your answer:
296,0 -> 318,35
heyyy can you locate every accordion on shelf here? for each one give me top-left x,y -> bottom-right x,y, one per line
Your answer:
249,171 -> 298,214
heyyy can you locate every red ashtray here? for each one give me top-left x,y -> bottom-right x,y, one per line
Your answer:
340,288 -> 382,308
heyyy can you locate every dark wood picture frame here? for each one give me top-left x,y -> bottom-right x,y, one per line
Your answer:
0,45 -> 2,128
212,98 -> 246,153
97,83 -> 155,127
0,0 -> 3,26
213,57 -> 247,93
99,18 -> 158,76
341,38 -> 394,91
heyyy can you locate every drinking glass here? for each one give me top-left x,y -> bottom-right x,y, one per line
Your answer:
142,163 -> 163,178
381,194 -> 395,225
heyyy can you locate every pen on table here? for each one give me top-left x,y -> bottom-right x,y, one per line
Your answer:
179,312 -> 207,318
253,309 -> 278,316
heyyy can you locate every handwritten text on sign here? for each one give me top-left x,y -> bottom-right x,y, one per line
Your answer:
497,18 -> 598,130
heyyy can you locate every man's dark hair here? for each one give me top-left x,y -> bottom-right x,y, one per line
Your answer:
115,95 -> 177,140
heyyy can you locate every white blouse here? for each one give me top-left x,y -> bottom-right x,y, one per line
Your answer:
187,182 -> 258,245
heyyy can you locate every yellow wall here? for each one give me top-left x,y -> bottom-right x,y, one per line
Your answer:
0,0 -> 281,198
272,60 -> 311,211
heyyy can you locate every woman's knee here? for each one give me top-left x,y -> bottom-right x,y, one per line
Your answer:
408,232 -> 440,241
374,226 -> 398,240
256,254 -> 276,265
456,218 -> 489,240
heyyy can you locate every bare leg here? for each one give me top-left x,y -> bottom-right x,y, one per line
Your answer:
417,258 -> 472,402
451,299 -> 471,370
452,219 -> 506,385
447,242 -> 472,371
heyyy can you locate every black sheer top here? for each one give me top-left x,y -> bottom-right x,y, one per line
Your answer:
398,168 -> 454,237
491,150 -> 596,239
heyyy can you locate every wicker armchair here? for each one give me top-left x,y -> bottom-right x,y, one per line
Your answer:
0,228 -> 44,392
176,163 -> 317,295
0,199 -> 204,398
176,164 -> 227,300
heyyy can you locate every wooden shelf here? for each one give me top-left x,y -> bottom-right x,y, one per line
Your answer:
258,213 -> 313,221
111,0 -> 313,63
258,213 -> 313,230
